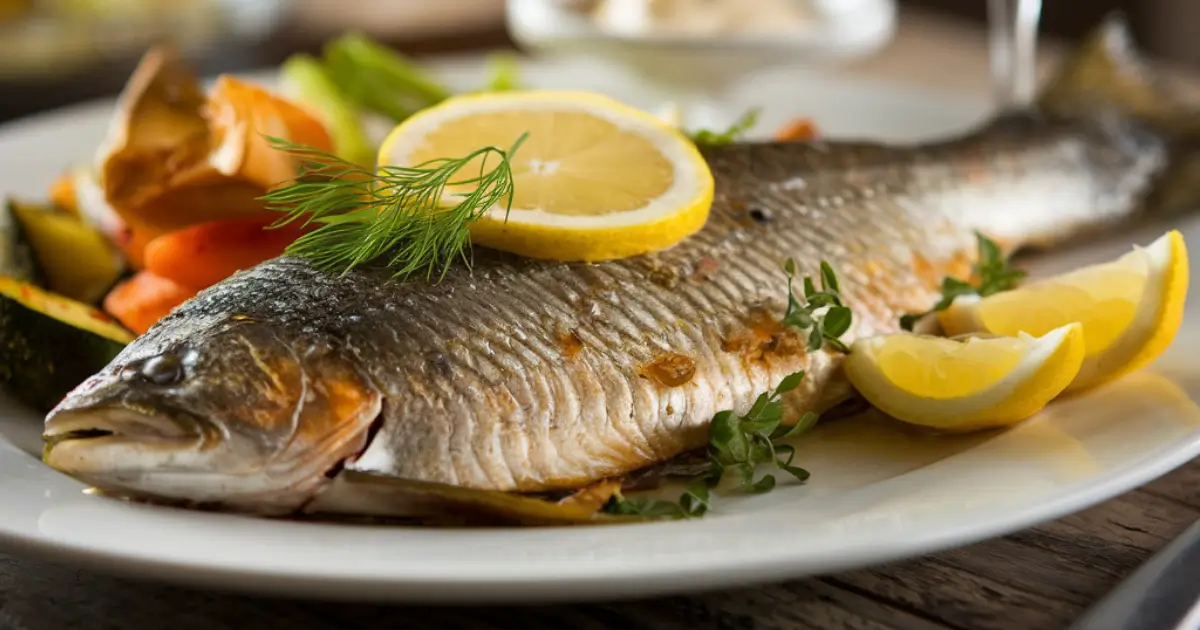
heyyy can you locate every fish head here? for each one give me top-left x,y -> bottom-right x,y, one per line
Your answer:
42,318 -> 382,513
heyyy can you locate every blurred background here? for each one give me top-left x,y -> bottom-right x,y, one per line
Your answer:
0,0 -> 1194,124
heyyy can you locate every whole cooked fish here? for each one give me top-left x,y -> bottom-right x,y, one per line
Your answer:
40,19 -> 1200,523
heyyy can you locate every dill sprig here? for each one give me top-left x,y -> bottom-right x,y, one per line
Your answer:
782,259 -> 853,353
899,232 -> 1026,331
260,133 -> 526,280
687,107 -> 760,145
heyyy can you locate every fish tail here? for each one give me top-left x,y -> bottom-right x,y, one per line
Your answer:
1037,13 -> 1200,218
1037,14 -> 1190,130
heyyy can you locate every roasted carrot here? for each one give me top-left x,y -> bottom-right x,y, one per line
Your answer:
49,170 -> 78,217
113,223 -> 159,270
143,218 -> 309,291
103,272 -> 197,335
774,118 -> 819,142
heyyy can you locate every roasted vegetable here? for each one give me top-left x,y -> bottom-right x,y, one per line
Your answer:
0,276 -> 132,412
0,200 -> 38,284
322,32 -> 450,123
96,48 -> 330,241
103,271 -> 195,335
7,198 -> 125,304
281,54 -> 375,167
143,218 -> 309,291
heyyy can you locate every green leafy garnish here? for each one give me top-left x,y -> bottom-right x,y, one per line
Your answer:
705,371 -> 817,493
261,133 -> 526,279
603,485 -> 710,520
322,32 -> 451,123
600,370 -> 820,518
900,232 -> 1026,331
782,259 -> 853,353
687,108 -> 760,145
483,52 -> 522,92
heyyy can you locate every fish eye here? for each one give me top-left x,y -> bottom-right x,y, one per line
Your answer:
748,206 -> 773,224
140,353 -> 184,385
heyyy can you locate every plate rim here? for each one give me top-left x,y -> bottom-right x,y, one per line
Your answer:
2,424 -> 1198,604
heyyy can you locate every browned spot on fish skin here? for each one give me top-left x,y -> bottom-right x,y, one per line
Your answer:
641,352 -> 697,387
690,256 -> 720,282
648,264 -> 680,289
911,252 -> 940,288
557,329 -> 584,358
556,478 -> 622,512
722,305 -> 807,361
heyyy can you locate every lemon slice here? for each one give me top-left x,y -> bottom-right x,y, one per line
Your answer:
844,324 -> 1085,431
940,230 -> 1188,393
377,91 -> 714,262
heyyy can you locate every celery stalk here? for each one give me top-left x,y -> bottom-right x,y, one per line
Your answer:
484,52 -> 522,92
280,54 -> 376,168
322,32 -> 451,124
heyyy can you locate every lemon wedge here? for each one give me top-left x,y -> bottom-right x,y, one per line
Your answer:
844,324 -> 1085,431
940,230 -> 1188,393
377,91 -> 714,262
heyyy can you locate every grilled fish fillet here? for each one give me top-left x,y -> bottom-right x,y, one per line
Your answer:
41,18 -> 1200,522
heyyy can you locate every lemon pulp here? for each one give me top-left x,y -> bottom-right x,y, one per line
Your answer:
377,91 -> 714,262
876,334 -> 1025,399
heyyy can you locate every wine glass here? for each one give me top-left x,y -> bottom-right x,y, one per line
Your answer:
505,0 -> 897,131
987,0 -> 1043,109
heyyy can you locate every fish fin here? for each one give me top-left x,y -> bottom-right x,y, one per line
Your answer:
1037,14 -> 1196,134
300,470 -> 641,526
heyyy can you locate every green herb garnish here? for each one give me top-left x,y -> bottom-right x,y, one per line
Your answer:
601,370 -> 820,519
687,107 -> 760,145
483,52 -> 522,92
705,370 -> 817,493
900,232 -> 1026,331
603,485 -> 710,520
782,259 -> 853,353
261,133 -> 526,279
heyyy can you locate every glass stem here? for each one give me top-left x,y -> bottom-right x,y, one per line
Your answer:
988,0 -> 1043,109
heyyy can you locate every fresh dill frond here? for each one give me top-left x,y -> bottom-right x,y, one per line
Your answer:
900,232 -> 1027,331
260,133 -> 527,280
687,107 -> 760,145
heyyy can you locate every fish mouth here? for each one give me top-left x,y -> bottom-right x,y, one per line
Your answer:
43,405 -> 211,470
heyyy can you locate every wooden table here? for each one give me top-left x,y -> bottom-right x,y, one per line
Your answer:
2,9 -> 1198,630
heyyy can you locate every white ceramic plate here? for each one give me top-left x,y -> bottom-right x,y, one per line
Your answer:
1,55 -> 1199,604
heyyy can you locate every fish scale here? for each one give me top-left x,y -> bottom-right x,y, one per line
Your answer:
43,19 -> 1196,517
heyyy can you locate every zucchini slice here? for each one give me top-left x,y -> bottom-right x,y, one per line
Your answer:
0,276 -> 133,412
0,199 -> 38,284
6,198 -> 125,305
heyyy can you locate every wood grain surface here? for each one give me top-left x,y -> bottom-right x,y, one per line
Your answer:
2,8 -> 1199,630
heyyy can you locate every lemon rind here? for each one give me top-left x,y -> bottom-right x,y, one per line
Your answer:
1067,229 -> 1187,392
939,230 -> 1187,394
377,90 -> 714,230
845,323 -> 1085,431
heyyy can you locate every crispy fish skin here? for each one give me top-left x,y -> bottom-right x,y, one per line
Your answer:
41,18 -> 1198,514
